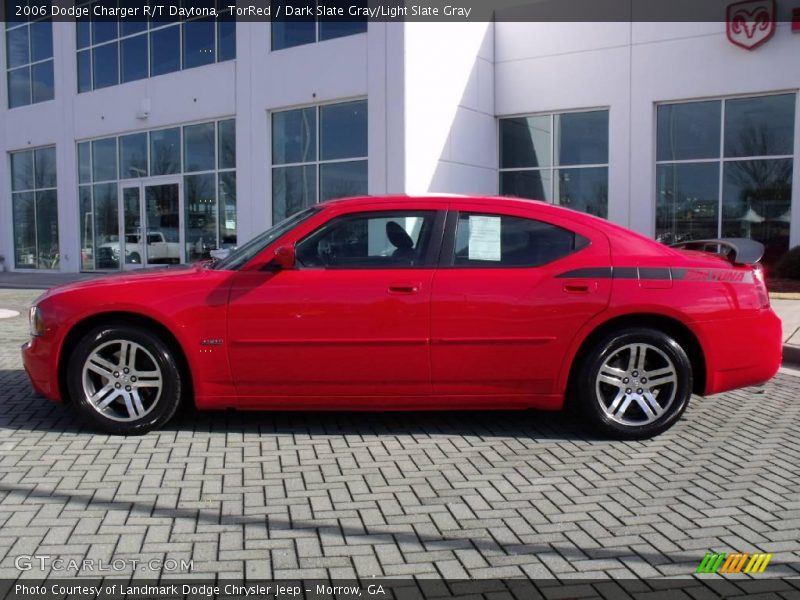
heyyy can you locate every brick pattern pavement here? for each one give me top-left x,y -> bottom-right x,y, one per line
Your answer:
0,289 -> 799,580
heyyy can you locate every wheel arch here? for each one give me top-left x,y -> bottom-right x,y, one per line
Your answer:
57,311 -> 194,406
565,313 -> 707,399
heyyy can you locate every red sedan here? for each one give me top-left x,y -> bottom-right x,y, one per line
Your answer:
22,196 -> 782,438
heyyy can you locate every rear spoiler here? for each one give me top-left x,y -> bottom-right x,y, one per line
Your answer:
670,238 -> 764,265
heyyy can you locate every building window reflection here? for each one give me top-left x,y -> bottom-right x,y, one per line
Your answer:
271,100 -> 368,223
5,12 -> 54,108
499,109 -> 610,218
10,147 -> 59,269
656,93 -> 795,265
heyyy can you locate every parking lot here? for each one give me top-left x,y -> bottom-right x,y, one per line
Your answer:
0,288 -> 799,582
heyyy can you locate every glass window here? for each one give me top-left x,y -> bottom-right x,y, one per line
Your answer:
92,42 -> 119,89
296,211 -> 435,268
150,128 -> 181,175
500,116 -> 551,169
184,123 -> 216,172
6,26 -> 30,67
272,8 -> 366,50
31,61 -> 54,102
93,183 -> 120,269
218,119 -> 236,169
5,17 -> 54,108
655,163 -> 720,245
30,19 -> 53,62
77,6 -> 235,93
272,21 -> 316,51
78,119 -> 237,271
150,25 -> 181,77
92,137 -> 118,182
499,110 -> 608,217
78,142 -> 92,184
11,149 -> 34,191
185,173 -> 217,262
319,20 -> 367,42
10,146 -> 59,269
77,50 -> 92,92
272,165 -> 316,224
453,214 -> 583,268
500,170 -> 553,203
657,101 -> 721,161
556,111 -> 609,166
320,160 -> 368,201
121,35 -> 148,83
320,100 -> 367,160
656,94 -> 796,265
272,101 -> 369,222
219,171 -> 237,248
218,20 -> 236,61
183,19 -> 215,69
119,133 -> 148,178
721,159 -> 792,262
556,167 -> 608,219
272,108 -> 316,165
724,94 -> 796,158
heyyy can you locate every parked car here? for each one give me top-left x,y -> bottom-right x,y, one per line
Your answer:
99,231 -> 181,265
22,195 -> 781,437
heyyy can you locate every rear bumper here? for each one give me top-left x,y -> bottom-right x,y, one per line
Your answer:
697,309 -> 782,396
21,338 -> 61,402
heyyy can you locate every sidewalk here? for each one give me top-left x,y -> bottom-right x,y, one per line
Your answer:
772,297 -> 800,367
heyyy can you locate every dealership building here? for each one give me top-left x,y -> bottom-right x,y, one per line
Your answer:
1,12 -> 799,272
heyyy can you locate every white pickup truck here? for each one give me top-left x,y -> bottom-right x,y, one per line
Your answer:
99,231 -> 181,266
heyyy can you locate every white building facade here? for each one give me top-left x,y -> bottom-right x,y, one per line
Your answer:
1,17 -> 799,272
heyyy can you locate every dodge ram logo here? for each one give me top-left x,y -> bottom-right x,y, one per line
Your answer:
727,0 -> 776,50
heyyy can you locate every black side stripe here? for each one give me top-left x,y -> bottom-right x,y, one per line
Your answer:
556,266 -> 751,282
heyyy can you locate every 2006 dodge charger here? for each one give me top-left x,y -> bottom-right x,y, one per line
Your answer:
22,196 -> 782,438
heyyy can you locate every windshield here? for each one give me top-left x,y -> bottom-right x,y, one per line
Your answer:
213,207 -> 319,270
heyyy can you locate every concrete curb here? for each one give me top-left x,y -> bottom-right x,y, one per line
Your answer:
783,344 -> 800,368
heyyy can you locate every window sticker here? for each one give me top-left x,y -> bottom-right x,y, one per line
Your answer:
468,216 -> 502,261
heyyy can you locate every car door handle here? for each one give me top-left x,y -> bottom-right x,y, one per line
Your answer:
563,283 -> 593,293
388,284 -> 419,294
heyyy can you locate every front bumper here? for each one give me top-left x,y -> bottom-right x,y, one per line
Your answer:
21,337 -> 61,402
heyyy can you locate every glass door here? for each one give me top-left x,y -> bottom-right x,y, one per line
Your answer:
121,185 -> 145,269
144,181 -> 182,266
118,179 -> 183,269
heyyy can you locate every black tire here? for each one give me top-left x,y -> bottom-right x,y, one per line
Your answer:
128,252 -> 141,264
66,323 -> 182,435
573,327 -> 692,440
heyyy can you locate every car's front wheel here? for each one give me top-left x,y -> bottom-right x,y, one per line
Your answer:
67,324 -> 182,435
574,328 -> 693,439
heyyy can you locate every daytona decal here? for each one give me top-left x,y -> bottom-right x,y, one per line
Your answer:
557,267 -> 753,283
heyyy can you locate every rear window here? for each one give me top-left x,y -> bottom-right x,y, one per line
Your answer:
453,213 -> 588,267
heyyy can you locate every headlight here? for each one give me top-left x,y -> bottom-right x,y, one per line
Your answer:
29,306 -> 45,337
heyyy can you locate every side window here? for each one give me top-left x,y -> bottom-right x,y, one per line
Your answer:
453,213 -> 587,267
296,211 -> 436,268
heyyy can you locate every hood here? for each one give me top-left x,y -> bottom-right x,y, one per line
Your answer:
37,264 -> 201,301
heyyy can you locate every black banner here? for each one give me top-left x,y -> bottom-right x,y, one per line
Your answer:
3,579 -> 800,600
3,0 -> 800,23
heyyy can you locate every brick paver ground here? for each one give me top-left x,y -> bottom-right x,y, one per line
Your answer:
0,289 -> 799,581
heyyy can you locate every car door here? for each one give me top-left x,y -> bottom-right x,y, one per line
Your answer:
430,205 -> 612,399
226,207 -> 445,403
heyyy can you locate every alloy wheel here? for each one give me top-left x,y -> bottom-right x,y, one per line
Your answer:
81,339 -> 163,422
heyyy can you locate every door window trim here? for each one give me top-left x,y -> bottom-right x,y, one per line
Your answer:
292,209 -> 447,270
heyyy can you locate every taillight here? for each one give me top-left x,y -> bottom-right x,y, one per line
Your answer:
753,266 -> 770,308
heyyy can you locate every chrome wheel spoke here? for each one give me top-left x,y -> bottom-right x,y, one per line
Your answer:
646,366 -> 677,388
87,356 -> 116,377
614,395 -> 634,419
89,382 -> 115,405
643,391 -> 664,417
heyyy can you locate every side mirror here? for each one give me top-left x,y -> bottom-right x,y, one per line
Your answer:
270,245 -> 296,270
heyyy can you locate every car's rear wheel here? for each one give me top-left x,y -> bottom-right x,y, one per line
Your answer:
67,324 -> 182,435
574,328 -> 692,439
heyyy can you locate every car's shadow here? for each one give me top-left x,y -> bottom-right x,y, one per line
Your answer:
0,368 -> 601,441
